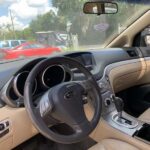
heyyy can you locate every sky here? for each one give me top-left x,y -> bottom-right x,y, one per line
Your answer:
0,0 -> 56,30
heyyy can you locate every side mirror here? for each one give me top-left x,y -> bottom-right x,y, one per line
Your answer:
145,35 -> 150,46
83,1 -> 118,15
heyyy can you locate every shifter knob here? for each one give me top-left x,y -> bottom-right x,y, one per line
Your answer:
111,95 -> 124,118
114,97 -> 124,113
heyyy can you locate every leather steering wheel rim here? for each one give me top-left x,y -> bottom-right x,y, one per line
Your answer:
24,56 -> 102,144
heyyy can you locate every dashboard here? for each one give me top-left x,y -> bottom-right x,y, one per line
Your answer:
0,48 -> 142,108
0,59 -> 73,107
1,47 -> 150,150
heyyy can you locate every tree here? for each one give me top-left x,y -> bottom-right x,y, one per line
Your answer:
52,0 -> 86,20
52,0 -> 98,45
29,11 -> 66,34
2,1 -> 148,45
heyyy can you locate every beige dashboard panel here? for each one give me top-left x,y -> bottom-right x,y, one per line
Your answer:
107,10 -> 150,47
0,107 -> 38,150
0,137 -> 12,150
141,58 -> 150,84
113,71 -> 145,92
104,59 -> 146,93
0,58 -> 149,149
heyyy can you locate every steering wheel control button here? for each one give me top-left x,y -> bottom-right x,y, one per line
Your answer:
39,92 -> 53,117
82,95 -> 88,104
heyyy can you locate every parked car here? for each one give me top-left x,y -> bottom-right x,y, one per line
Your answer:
0,40 -> 26,49
36,31 -> 68,48
0,49 -> 6,60
2,42 -> 61,60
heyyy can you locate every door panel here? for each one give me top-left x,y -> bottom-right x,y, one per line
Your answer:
107,10 -> 150,47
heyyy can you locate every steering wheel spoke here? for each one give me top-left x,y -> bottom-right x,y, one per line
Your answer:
69,119 -> 91,135
40,94 -> 53,117
33,91 -> 60,127
34,107 -> 59,128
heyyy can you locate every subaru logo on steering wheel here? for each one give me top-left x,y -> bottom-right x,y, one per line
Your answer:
64,91 -> 74,100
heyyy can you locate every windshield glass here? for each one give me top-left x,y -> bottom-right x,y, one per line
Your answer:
0,0 -> 149,61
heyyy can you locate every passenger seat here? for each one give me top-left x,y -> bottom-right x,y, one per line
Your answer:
138,108 -> 150,124
88,139 -> 139,150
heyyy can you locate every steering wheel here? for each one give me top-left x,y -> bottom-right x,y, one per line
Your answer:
24,56 -> 102,144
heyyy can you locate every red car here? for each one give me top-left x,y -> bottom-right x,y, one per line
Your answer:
1,42 -> 61,60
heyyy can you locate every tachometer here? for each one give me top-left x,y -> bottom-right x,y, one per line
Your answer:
13,71 -> 37,97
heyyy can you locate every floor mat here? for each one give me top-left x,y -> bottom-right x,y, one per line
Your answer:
13,134 -> 96,150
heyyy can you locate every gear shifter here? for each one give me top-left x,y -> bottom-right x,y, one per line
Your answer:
110,94 -> 138,128
111,95 -> 124,119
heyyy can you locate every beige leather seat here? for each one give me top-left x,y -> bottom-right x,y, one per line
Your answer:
138,108 -> 150,124
89,139 -> 139,150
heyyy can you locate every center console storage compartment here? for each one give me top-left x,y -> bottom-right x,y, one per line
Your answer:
134,123 -> 150,144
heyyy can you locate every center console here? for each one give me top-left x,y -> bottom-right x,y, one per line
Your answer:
102,94 -> 150,144
99,77 -> 150,145
103,95 -> 150,144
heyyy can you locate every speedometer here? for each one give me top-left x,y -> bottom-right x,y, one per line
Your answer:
42,65 -> 66,88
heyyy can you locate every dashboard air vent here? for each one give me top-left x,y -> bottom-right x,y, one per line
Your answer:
126,49 -> 138,57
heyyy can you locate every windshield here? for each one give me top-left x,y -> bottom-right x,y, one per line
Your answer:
0,0 -> 149,61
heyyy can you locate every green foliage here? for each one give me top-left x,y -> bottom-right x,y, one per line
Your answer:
21,28 -> 35,40
52,0 -> 86,20
29,11 -> 66,33
0,11 -> 66,41
0,27 -> 34,41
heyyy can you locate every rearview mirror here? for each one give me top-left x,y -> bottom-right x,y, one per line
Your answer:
83,1 -> 118,15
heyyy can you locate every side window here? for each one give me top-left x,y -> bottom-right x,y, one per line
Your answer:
11,41 -> 20,47
27,44 -> 45,49
29,44 -> 36,48
133,26 -> 150,47
17,46 -> 24,50
23,45 -> 31,49
20,40 -> 26,44
30,44 -> 45,48
1,41 -> 9,48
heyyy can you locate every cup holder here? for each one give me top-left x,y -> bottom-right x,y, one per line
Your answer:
134,123 -> 150,144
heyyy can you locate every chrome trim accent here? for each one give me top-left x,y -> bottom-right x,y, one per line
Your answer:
0,76 -> 22,108
64,69 -> 73,82
98,58 -> 145,92
13,71 -> 37,97
103,111 -> 143,136
112,113 -> 138,129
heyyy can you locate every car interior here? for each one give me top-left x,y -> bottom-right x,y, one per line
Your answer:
0,1 -> 150,150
